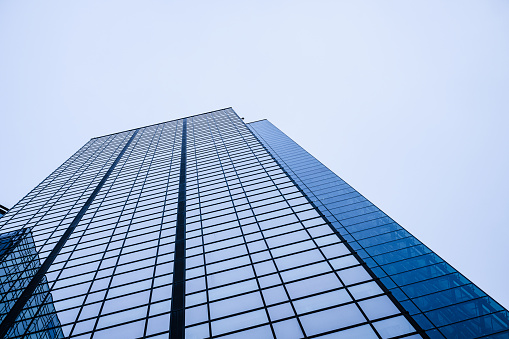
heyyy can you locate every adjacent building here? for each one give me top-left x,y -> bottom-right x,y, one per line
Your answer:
0,108 -> 507,338
0,228 -> 64,338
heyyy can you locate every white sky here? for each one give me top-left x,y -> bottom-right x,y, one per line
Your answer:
1,1 -> 508,309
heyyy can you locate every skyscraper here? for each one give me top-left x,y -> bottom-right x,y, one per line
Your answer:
0,108 -> 507,339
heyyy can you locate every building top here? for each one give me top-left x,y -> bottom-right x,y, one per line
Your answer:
91,107 -> 234,140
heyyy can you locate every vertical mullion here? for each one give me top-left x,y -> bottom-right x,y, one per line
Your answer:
169,119 -> 187,339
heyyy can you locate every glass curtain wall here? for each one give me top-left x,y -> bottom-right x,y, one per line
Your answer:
0,108 -> 423,338
182,110 -> 421,338
248,119 -> 509,339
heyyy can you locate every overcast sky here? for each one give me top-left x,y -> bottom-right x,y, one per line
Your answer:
1,1 -> 508,309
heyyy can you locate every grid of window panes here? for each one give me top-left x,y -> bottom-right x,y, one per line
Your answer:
0,129 -> 140,338
0,132 -> 133,236
0,130 -> 134,337
181,110 -> 420,338
31,121 -> 181,339
0,108 -> 423,339
248,119 -> 509,339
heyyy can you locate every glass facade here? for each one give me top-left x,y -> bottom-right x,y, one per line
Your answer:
249,119 -> 509,339
0,108 -> 506,338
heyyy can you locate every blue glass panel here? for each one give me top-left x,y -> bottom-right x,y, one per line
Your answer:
372,244 -> 431,265
413,284 -> 488,313
366,237 -> 421,257
381,253 -> 444,275
352,222 -> 400,239
329,205 -> 379,219
341,211 -> 388,227
391,262 -> 456,286
426,296 -> 504,327
401,273 -> 469,299
344,217 -> 394,233
437,311 -> 509,339
357,229 -> 411,248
